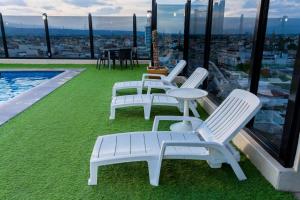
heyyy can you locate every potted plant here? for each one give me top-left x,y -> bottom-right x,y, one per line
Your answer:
147,30 -> 168,76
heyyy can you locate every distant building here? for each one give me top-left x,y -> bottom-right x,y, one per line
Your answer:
145,26 -> 151,49
239,14 -> 244,35
145,10 -> 152,50
190,1 -> 207,34
212,0 -> 225,35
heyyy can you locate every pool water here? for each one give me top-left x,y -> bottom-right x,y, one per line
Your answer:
0,71 -> 63,103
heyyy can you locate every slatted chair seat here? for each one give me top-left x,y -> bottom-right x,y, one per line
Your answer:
113,80 -> 166,93
111,95 -> 178,107
110,67 -> 209,120
89,89 -> 262,187
112,60 -> 186,97
90,132 -> 209,163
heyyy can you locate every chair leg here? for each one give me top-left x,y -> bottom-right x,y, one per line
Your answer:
88,163 -> 98,185
137,87 -> 143,95
110,106 -> 116,120
226,155 -> 247,181
147,159 -> 161,186
144,105 -> 151,120
226,143 -> 241,162
207,161 -> 222,168
207,148 -> 223,168
190,102 -> 200,118
96,59 -> 99,69
221,147 -> 247,181
178,100 -> 184,113
112,87 -> 117,97
100,59 -> 104,69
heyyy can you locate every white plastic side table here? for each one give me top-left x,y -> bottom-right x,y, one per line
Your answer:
166,88 -> 208,132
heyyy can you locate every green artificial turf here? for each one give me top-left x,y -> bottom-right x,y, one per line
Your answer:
0,64 -> 295,200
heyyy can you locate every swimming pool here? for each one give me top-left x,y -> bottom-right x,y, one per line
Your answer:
0,69 -> 84,126
0,71 -> 63,103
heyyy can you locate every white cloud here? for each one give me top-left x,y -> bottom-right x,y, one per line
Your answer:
0,0 -> 150,16
0,0 -> 26,6
63,0 -> 111,7
0,0 -> 299,18
94,6 -> 122,15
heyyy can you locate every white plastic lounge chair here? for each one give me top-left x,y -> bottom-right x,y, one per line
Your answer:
112,60 -> 186,97
110,67 -> 208,120
88,89 -> 262,186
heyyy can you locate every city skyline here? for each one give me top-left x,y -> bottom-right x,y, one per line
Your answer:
1,0 -> 300,18
3,15 -> 300,35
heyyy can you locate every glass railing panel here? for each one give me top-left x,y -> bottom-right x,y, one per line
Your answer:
92,16 -> 133,57
136,16 -> 150,60
3,16 -> 47,58
157,3 -> 185,69
0,26 -> 4,57
252,0 -> 300,150
207,0 -> 258,102
48,16 -> 90,58
187,1 -> 208,76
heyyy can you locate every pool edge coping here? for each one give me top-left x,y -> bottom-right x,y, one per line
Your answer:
0,68 -> 85,126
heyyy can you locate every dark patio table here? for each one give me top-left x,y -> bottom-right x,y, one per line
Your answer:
99,48 -> 132,70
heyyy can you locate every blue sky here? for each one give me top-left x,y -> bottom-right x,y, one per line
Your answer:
0,0 -> 299,17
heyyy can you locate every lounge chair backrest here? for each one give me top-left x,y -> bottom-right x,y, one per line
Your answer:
199,89 -> 262,144
163,60 -> 186,83
181,67 -> 208,89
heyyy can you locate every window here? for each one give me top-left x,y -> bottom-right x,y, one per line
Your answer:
48,16 -> 90,58
0,26 -> 4,57
136,16 -> 151,59
157,3 -> 185,68
187,1 -> 208,76
252,0 -> 300,151
3,16 -> 47,58
207,0 -> 258,102
93,16 -> 133,55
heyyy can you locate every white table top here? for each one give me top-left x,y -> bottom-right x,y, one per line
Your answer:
166,88 -> 208,100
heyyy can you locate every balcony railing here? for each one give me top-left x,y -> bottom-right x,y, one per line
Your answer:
149,0 -> 300,168
0,13 -> 151,60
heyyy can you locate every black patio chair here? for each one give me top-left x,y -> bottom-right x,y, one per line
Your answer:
119,48 -> 133,70
96,49 -> 109,70
132,47 -> 139,66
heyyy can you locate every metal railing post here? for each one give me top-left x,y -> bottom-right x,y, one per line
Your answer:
183,0 -> 191,75
0,13 -> 9,58
151,0 -> 157,65
88,13 -> 94,59
246,0 -> 269,128
202,0 -> 214,88
43,13 -> 52,58
248,0 -> 270,95
281,37 -> 300,167
133,14 -> 137,48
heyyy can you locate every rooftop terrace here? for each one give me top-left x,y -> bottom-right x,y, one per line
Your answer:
0,64 -> 295,200
1,0 -> 300,198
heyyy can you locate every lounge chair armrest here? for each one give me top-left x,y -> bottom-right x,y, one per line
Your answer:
142,73 -> 166,81
152,116 -> 202,131
142,78 -> 164,83
147,85 -> 177,94
159,141 -> 224,159
141,78 -> 164,87
162,141 -> 221,148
